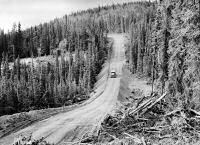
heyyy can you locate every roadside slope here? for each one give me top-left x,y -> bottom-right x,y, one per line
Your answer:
0,34 -> 128,145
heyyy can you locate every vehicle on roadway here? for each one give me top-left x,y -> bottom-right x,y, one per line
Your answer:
110,69 -> 117,78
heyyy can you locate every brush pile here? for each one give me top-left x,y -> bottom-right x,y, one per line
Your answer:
13,135 -> 53,145
97,92 -> 200,145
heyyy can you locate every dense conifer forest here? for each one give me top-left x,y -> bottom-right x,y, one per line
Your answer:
128,0 -> 200,113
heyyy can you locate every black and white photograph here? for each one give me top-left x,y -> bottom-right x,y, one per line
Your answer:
0,0 -> 200,144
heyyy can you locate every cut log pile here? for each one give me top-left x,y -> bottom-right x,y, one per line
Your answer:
97,92 -> 200,145
128,92 -> 167,116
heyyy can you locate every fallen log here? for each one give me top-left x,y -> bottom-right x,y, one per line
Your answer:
136,96 -> 146,108
142,127 -> 161,131
164,108 -> 182,117
158,134 -> 172,139
129,92 -> 167,116
123,132 -> 142,144
141,92 -> 167,115
190,109 -> 200,117
129,98 -> 154,115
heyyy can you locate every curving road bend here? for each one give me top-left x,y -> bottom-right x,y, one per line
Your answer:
0,34 -> 127,145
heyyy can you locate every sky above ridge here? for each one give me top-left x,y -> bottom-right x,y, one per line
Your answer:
0,0 -> 138,31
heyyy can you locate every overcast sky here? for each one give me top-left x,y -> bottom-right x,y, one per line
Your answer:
0,0 -> 138,32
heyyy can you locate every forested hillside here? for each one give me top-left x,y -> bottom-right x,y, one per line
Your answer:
0,1 -> 152,116
0,2 -> 151,59
1,0 -> 200,144
127,0 -> 200,112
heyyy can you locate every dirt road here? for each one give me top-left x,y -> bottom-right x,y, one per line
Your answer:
0,34 -> 127,145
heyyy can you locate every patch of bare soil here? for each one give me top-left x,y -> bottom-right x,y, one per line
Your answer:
9,53 -> 75,68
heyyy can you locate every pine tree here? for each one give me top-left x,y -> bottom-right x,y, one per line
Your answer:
12,23 -> 23,58
156,2 -> 170,93
40,23 -> 50,56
